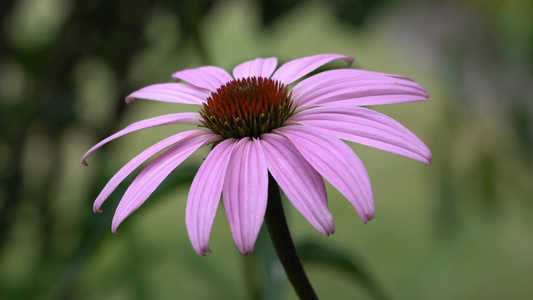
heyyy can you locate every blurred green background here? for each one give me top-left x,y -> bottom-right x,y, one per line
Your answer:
1,0 -> 532,299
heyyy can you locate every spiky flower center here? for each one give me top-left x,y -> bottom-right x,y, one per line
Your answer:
199,77 -> 295,139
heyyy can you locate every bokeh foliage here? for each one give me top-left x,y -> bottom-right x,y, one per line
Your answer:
1,0 -> 532,299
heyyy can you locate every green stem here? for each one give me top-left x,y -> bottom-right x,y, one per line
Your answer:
264,173 -> 318,300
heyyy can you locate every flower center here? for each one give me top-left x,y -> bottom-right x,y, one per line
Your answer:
199,77 -> 295,139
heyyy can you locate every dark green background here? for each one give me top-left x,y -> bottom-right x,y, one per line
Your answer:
1,0 -> 532,299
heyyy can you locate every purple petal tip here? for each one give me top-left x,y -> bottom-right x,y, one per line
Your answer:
345,56 -> 355,66
324,230 -> 335,237
125,96 -> 135,105
198,249 -> 212,256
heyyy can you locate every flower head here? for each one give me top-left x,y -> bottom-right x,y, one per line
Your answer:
82,54 -> 431,255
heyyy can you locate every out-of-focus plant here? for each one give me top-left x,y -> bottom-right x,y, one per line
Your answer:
1,0 -> 532,299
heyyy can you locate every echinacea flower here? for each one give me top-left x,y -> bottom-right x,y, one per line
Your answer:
82,54 -> 431,256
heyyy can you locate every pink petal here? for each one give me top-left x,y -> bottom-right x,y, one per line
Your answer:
111,132 -> 220,234
223,138 -> 268,255
293,69 -> 427,98
93,130 -> 219,213
260,133 -> 334,235
290,106 -> 432,164
126,83 -> 210,105
171,66 -> 233,92
82,113 -> 203,166
292,69 -> 428,108
186,139 -> 237,256
276,125 -> 375,224
233,57 -> 278,80
271,54 -> 354,85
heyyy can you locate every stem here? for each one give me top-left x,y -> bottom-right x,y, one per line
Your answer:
264,173 -> 318,300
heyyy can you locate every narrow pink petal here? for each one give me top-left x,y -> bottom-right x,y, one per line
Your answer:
125,83 -> 211,105
92,130 -> 219,213
293,69 -> 427,99
171,66 -> 233,92
82,113 -> 203,166
223,138 -> 268,255
290,106 -> 432,164
186,139 -> 237,256
271,54 -> 354,85
300,94 -> 428,108
276,125 -> 375,224
260,133 -> 335,235
111,132 -> 220,234
292,69 -> 428,108
232,57 -> 278,80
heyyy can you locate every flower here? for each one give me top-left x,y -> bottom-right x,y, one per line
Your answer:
82,54 -> 431,255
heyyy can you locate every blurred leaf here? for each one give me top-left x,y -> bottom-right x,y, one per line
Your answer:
258,0 -> 305,27
433,168 -> 460,239
512,106 -> 533,161
162,0 -> 217,64
243,197 -> 289,300
257,0 -> 393,31
255,225 -> 285,300
479,155 -> 497,211
297,241 -> 389,300
327,0 -> 393,28
43,161 -> 200,299
162,0 -> 217,33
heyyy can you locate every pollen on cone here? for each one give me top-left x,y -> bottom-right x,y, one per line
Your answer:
200,77 -> 294,139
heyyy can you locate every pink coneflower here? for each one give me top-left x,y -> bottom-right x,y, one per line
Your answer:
82,54 -> 431,256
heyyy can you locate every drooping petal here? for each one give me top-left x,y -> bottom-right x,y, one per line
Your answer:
93,130 -> 219,213
292,69 -> 427,99
271,54 -> 354,85
260,133 -> 334,235
290,106 -> 432,164
82,113 -> 203,166
223,138 -> 268,255
186,139 -> 236,256
233,57 -> 278,80
276,125 -> 375,224
292,69 -> 428,108
125,83 -> 211,105
171,66 -> 233,92
111,132 -> 220,233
